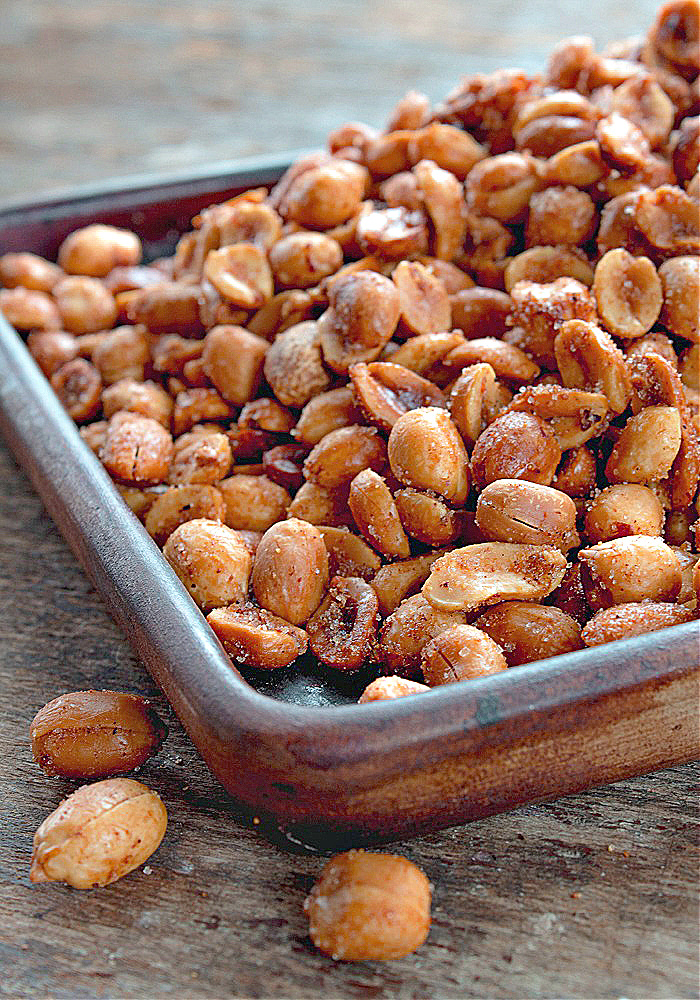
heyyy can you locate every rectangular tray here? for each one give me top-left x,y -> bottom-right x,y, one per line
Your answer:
0,156 -> 698,848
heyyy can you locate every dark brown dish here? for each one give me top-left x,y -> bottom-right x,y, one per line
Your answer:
0,159 -> 698,847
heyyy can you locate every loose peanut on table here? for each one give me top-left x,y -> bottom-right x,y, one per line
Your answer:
30,690 -> 167,780
3,0 -> 698,703
30,778 -> 167,889
304,850 -> 432,961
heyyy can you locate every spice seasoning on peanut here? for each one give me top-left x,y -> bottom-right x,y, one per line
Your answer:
30,690 -> 167,780
30,778 -> 167,889
304,850 -> 432,961
3,0 -> 698,699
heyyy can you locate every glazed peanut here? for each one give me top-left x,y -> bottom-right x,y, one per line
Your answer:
422,542 -> 567,613
584,485 -> 665,543
163,519 -> 252,611
388,407 -> 469,504
251,518 -> 329,624
470,412 -> 561,491
358,676 -> 430,703
145,485 -> 226,545
100,412 -> 173,486
304,851 -> 431,961
593,249 -> 662,338
58,224 -> 142,277
421,624 -> 507,685
207,603 -> 308,669
348,469 -> 410,559
30,778 -> 167,889
605,406 -> 682,482
13,2 -> 700,691
30,691 -> 167,780
307,575 -> 379,669
473,602 -> 583,665
475,479 -> 579,551
578,535 -> 682,609
581,602 -> 696,646
202,325 -> 268,404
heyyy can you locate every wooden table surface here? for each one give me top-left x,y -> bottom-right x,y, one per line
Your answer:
1,2 -> 698,998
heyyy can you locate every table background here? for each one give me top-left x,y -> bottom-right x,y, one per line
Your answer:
1,1 -> 698,998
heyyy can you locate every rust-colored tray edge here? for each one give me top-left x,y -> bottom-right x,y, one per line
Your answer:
0,160 -> 697,847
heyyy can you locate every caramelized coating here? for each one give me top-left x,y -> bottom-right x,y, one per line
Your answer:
473,602 -> 583,665
421,624 -> 507,684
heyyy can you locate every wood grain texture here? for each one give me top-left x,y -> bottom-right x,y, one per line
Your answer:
0,0 -> 698,996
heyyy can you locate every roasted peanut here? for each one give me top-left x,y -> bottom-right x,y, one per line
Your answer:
391,260 -> 451,336
269,231 -> 343,289
581,602 -> 696,646
422,542 -> 567,613
358,676 -> 430,703
294,386 -> 360,445
318,525 -> 382,580
473,602 -> 583,665
606,406 -> 682,482
320,270 -> 400,374
465,152 -> 539,222
307,576 -> 379,669
578,535 -> 682,609
449,286 -> 512,339
30,691 -> 167,780
26,330 -> 78,377
145,485 -> 226,545
554,319 -> 632,415
218,474 -> 290,532
0,251 -> 63,292
304,425 -> 387,489
251,518 -> 329,625
348,470 -> 410,559
370,550 -> 444,616
526,185 -> 596,248
503,385 -> 609,450
102,378 -> 172,427
304,851 -> 431,961
288,483 -> 353,528
203,243 -> 273,308
264,320 -> 331,406
50,358 -> 102,423
283,159 -> 369,229
207,603 -> 307,669
53,276 -> 118,335
584,485 -> 665,543
658,256 -> 699,342
163,519 -> 252,611
167,430 -> 231,486
394,488 -> 466,547
445,338 -> 540,384
470,411 -> 561,491
0,286 -> 61,331
92,324 -> 150,385
504,247 -> 594,293
172,387 -> 235,435
355,204 -> 430,259
413,158 -> 467,260
421,624 -> 507,685
375,593 -> 468,676
30,778 -> 167,889
100,412 -> 173,486
58,224 -> 142,278
388,407 -> 468,504
388,331 -> 464,378
593,249 -> 662,338
552,445 -> 597,498
350,362 -> 445,432
475,479 -> 579,551
200,324 -> 268,405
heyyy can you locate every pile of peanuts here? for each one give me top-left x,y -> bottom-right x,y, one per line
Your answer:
2,1 -> 699,704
